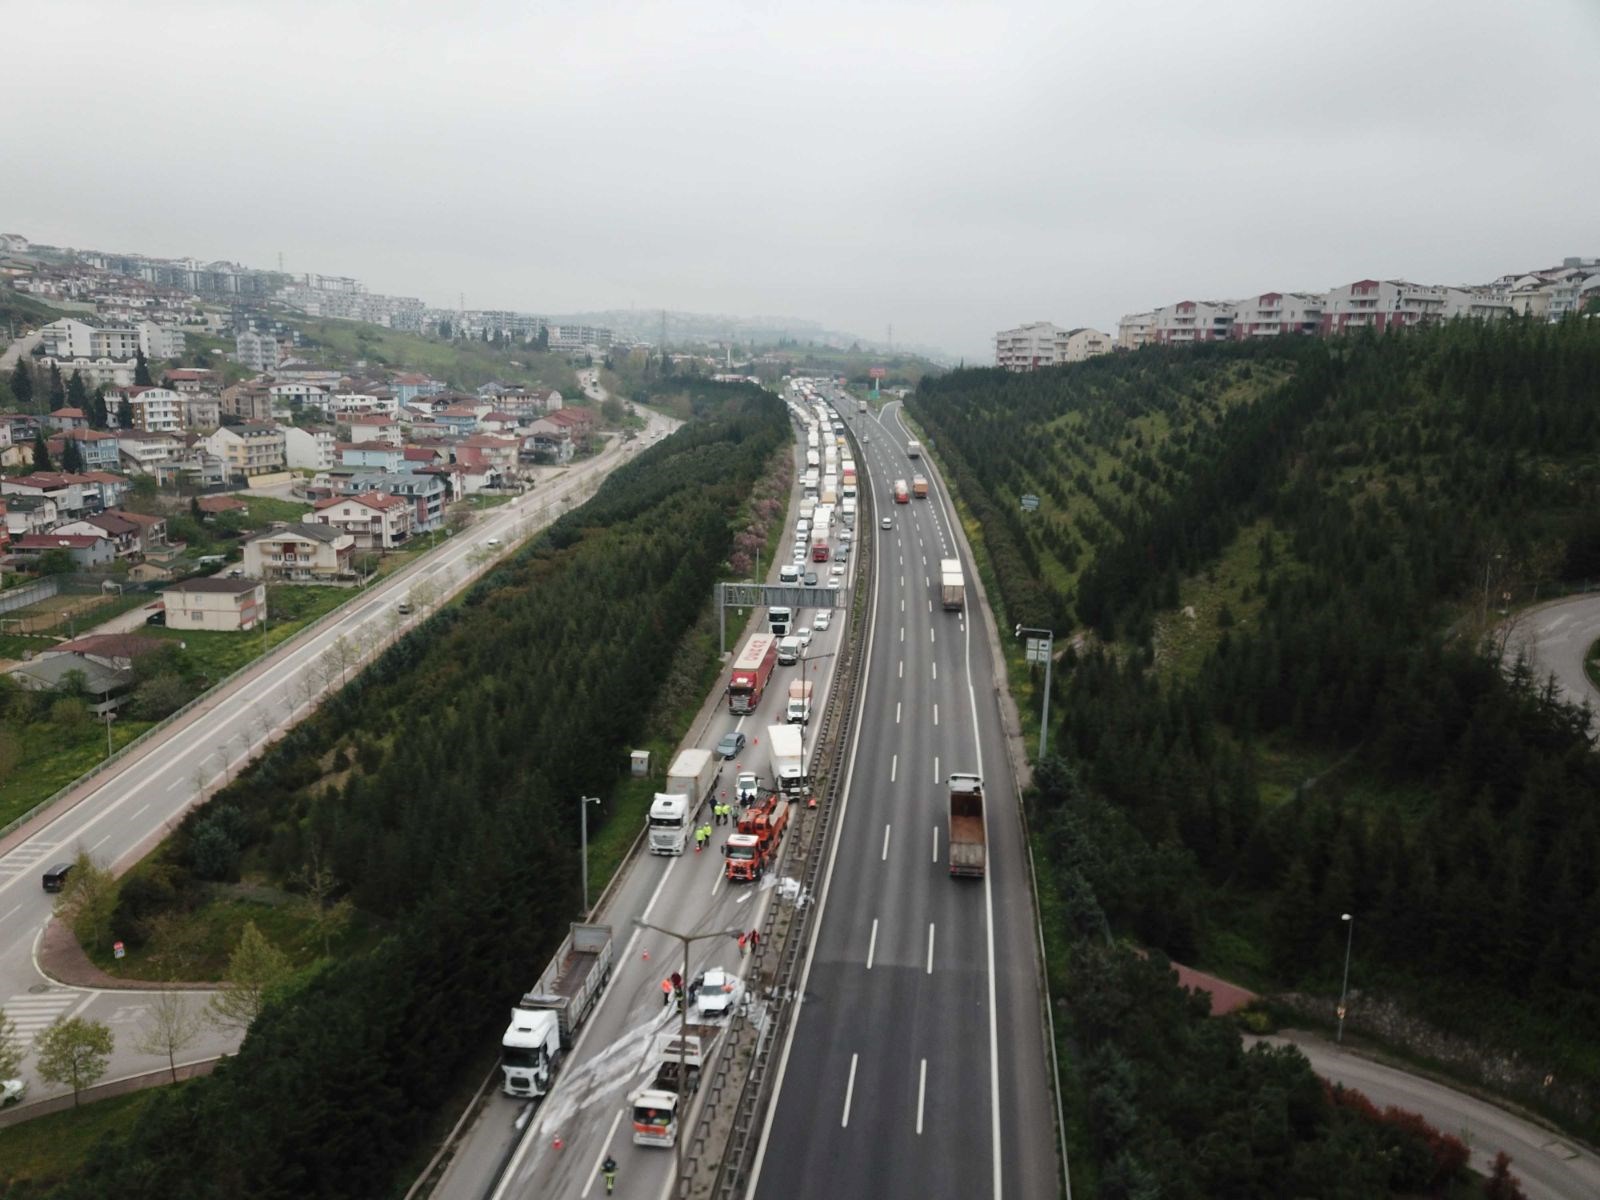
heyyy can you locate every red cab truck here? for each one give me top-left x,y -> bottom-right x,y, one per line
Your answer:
727,633 -> 778,714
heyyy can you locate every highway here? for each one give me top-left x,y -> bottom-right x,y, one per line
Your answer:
433,409 -> 851,1199
0,412 -> 672,1103
748,395 -> 1059,1199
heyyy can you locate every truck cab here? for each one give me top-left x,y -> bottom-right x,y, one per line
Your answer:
649,793 -> 690,854
724,832 -> 766,881
500,1007 -> 561,1098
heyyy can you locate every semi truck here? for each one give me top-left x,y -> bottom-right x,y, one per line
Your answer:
768,605 -> 792,636
907,439 -> 922,458
501,923 -> 615,1098
768,723 -> 807,795
786,679 -> 813,724
811,514 -> 831,562
912,475 -> 929,499
940,559 -> 965,611
893,479 -> 910,504
648,749 -> 721,854
728,633 -> 778,714
630,1025 -> 719,1147
947,773 -> 986,878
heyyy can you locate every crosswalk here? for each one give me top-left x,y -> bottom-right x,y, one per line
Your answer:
1,988 -> 85,1048
0,838 -> 65,887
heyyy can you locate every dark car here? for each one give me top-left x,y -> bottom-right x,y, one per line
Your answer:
716,730 -> 747,760
42,863 -> 73,893
145,609 -> 167,626
803,570 -> 819,586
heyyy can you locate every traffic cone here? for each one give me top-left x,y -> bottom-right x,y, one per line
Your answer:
553,1135 -> 564,1150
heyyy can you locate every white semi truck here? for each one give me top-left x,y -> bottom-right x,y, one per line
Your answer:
648,748 -> 721,855
501,923 -> 615,1098
940,559 -> 965,611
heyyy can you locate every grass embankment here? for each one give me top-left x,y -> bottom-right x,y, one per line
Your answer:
0,717 -> 155,830
288,318 -> 580,394
0,1090 -> 164,1193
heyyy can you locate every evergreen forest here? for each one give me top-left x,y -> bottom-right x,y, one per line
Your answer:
911,319 -> 1600,1190
27,385 -> 787,1199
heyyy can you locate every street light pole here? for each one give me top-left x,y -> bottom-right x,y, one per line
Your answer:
1015,625 -> 1055,760
578,796 -> 600,915
1337,912 -> 1354,1044
633,917 -> 744,1183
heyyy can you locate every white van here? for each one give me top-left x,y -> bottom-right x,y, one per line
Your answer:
780,563 -> 800,584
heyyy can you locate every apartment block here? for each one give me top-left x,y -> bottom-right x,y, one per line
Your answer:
235,329 -> 282,373
206,422 -> 287,480
994,322 -> 1112,371
1151,300 -> 1234,344
1230,292 -> 1325,339
1321,280 -> 1446,335
1116,312 -> 1154,350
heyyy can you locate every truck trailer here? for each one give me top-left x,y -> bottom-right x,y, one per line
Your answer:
501,923 -> 615,1097
767,724 -> 807,795
912,475 -> 929,499
907,439 -> 922,458
940,559 -> 965,611
947,773 -> 986,877
648,749 -> 721,854
728,633 -> 778,714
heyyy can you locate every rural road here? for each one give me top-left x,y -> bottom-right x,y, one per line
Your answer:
1504,593 -> 1600,729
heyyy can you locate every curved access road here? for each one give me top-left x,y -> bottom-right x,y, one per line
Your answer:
1503,594 -> 1600,729
1263,1032 -> 1600,1200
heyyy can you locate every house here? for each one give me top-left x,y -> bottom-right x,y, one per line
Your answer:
523,426 -> 572,464
345,471 -> 447,532
42,632 -> 169,673
47,407 -> 90,433
10,532 -> 116,568
492,385 -> 563,418
118,510 -> 168,550
162,368 -> 221,395
196,495 -> 249,517
456,434 -> 521,474
437,404 -> 488,436
117,430 -> 183,474
184,394 -> 222,429
2,494 -> 59,536
402,445 -> 446,469
7,652 -> 135,715
2,473 -> 94,517
49,430 -> 122,471
106,386 -> 185,434
283,424 -> 337,472
480,411 -> 520,434
347,415 -> 402,445
75,471 -> 132,511
269,381 -> 330,414
330,391 -> 398,416
338,441 -> 405,472
242,523 -> 356,582
57,511 -> 142,557
220,380 -> 273,422
161,577 -> 266,632
391,373 -> 443,405
308,491 -> 413,549
206,422 -> 287,481
528,408 -> 595,460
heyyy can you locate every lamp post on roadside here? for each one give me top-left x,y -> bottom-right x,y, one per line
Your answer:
102,709 -> 115,758
1337,912 -> 1354,1045
578,796 -> 600,915
1014,625 -> 1056,759
633,917 -> 744,1182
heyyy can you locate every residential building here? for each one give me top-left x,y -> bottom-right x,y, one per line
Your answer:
107,385 -> 184,433
2,473 -> 94,516
49,430 -> 122,472
235,329 -> 282,372
119,510 -> 168,550
7,651 -> 134,714
522,427 -> 571,464
1063,328 -> 1113,361
2,494 -> 59,536
138,321 -> 185,359
391,373 -> 444,405
196,495 -> 248,517
346,471 -> 447,532
1116,312 -> 1155,350
283,424 -> 337,471
1321,280 -> 1447,335
1230,292 -> 1325,339
338,441 -> 405,471
118,431 -> 183,474
330,392 -> 398,416
47,407 -> 90,432
270,381 -> 330,414
10,532 -> 116,568
161,577 -> 266,632
547,323 -> 613,351
220,380 -> 273,422
1442,288 -> 1514,322
206,422 -> 287,481
436,404 -> 488,436
39,633 -> 168,674
457,434 -> 521,474
184,393 -> 222,429
74,471 -> 130,510
162,367 -> 221,395
60,511 -> 142,557
308,491 -> 412,549
995,322 -> 1065,370
242,523 -> 356,582
347,415 -> 402,445
489,385 -> 563,417
39,317 -> 139,361
1150,300 -> 1235,344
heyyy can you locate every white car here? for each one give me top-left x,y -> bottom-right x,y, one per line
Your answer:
813,610 -> 832,631
736,772 -> 760,805
485,537 -> 501,547
0,1078 -> 24,1106
880,516 -> 892,529
839,527 -> 852,541
794,626 -> 813,648
829,562 -> 846,579
692,967 -> 738,1020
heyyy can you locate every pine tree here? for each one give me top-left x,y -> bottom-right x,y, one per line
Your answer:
134,350 -> 153,386
48,363 -> 65,409
61,439 -> 84,474
90,386 -> 109,430
10,358 -> 32,410
32,431 -> 52,471
66,371 -> 88,412
117,392 -> 135,430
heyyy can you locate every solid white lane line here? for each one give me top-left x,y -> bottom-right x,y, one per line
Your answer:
932,825 -> 940,863
841,1053 -> 859,1127
890,755 -> 898,783
579,1107 -> 626,1198
88,835 -> 111,854
166,779 -> 186,793
881,824 -> 892,861
917,1059 -> 928,1135
867,919 -> 879,970
926,923 -> 936,974
0,903 -> 20,927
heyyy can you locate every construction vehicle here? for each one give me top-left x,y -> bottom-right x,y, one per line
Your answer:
940,559 -> 965,611
947,773 -> 986,878
501,923 -> 615,1098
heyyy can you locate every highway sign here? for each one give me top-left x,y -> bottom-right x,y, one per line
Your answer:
1024,637 -> 1051,665
1020,494 -> 1040,511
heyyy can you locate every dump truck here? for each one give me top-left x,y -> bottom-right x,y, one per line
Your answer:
786,679 -> 813,724
649,749 -> 721,854
630,1025 -> 719,1147
501,923 -> 615,1097
912,475 -> 929,499
940,559 -> 965,611
767,724 -> 806,795
947,773 -> 986,878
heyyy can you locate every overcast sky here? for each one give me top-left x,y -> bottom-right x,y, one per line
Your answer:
5,1 -> 1597,359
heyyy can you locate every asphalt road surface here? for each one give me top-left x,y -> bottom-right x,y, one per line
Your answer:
434,416 -> 848,1200
0,418 -> 671,1104
1265,1033 -> 1600,1200
748,395 -> 1059,1200
1504,593 -> 1600,729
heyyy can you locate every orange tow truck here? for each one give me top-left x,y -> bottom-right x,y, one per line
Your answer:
724,795 -> 790,882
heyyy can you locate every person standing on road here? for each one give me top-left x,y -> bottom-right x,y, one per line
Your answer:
695,825 -> 707,853
602,1155 -> 617,1194
748,928 -> 760,951
661,978 -> 673,1007
737,931 -> 748,957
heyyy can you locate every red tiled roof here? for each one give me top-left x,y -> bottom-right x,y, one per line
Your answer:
77,471 -> 127,484
50,407 -> 88,419
14,534 -> 108,549
316,490 -> 405,512
52,633 -> 167,659
115,510 -> 166,528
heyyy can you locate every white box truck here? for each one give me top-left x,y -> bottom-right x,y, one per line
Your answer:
786,679 -> 813,724
768,723 -> 807,794
501,923 -> 615,1098
940,559 -> 965,611
907,439 -> 922,458
648,749 -> 721,854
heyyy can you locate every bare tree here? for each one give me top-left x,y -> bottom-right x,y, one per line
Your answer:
133,990 -> 204,1083
298,843 -> 355,957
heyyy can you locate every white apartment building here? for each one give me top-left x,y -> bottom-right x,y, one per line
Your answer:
235,329 -> 282,373
1230,292 -> 1325,339
329,392 -> 398,416
1442,288 -> 1514,322
160,578 -> 266,632
547,324 -> 614,351
1151,300 -> 1234,344
139,321 -> 185,359
106,386 -> 184,433
308,491 -> 413,549
270,381 -> 330,413
39,316 -> 182,361
994,322 -> 1113,371
1321,280 -> 1446,335
1117,312 -> 1155,350
283,424 -> 337,472
206,422 -> 287,480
